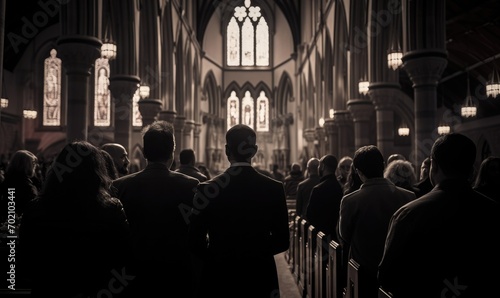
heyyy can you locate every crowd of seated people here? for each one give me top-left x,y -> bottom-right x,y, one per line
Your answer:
0,131 -> 499,297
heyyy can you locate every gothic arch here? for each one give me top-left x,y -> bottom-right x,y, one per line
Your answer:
276,71 -> 293,116
203,70 -> 219,115
184,45 -> 193,120
193,53 -> 201,123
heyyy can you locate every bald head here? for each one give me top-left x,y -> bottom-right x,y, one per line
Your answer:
306,158 -> 320,176
101,143 -> 130,177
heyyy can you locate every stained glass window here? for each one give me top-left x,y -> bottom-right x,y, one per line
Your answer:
43,49 -> 61,126
94,58 -> 111,126
226,0 -> 268,67
227,91 -> 240,129
256,91 -> 269,131
241,91 -> 254,127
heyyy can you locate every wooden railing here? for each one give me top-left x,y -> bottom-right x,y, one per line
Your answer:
287,212 -> 393,298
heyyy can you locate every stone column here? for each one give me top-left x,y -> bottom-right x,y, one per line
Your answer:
403,52 -> 447,168
324,119 -> 338,157
109,75 -> 140,152
303,128 -> 317,159
315,127 -> 326,158
56,36 -> 101,142
158,110 -> 176,124
347,99 -> 374,150
173,115 -> 186,163
138,99 -> 162,128
333,110 -> 353,158
193,122 -> 202,160
368,83 -> 400,157
183,120 -> 195,149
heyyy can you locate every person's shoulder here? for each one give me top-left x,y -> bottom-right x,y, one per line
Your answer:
170,170 -> 201,185
395,185 -> 417,199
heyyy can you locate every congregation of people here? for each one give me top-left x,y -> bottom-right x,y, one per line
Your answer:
0,125 -> 499,297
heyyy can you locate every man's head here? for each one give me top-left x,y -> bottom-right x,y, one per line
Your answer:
420,157 -> 431,181
142,121 -> 175,163
225,124 -> 258,162
430,133 -> 476,186
306,158 -> 320,176
387,153 -> 406,165
319,155 -> 338,177
101,143 -> 130,177
179,149 -> 196,166
336,156 -> 353,179
353,145 -> 385,180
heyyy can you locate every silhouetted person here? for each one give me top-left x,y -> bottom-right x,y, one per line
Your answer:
379,133 -> 500,298
386,153 -> 405,165
336,156 -> 353,186
112,121 -> 199,297
188,124 -> 289,298
413,157 -> 433,198
284,162 -> 304,201
197,164 -> 211,180
19,141 -> 129,298
272,164 -> 285,182
1,150 -> 38,219
295,157 -> 320,217
253,162 -> 274,177
306,155 -> 343,240
338,145 -> 415,298
384,160 -> 418,194
343,163 -> 362,195
473,156 -> 500,203
101,149 -> 119,180
176,149 -> 208,182
101,143 -> 130,177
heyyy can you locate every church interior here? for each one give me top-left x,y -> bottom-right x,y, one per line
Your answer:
1,0 -> 500,177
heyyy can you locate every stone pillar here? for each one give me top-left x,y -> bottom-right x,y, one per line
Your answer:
193,122 -> 202,160
368,83 -> 400,158
324,119 -> 338,157
315,126 -> 326,158
109,75 -> 140,152
333,110 -> 353,158
183,120 -> 195,149
303,128 -> 317,159
56,36 -> 101,142
347,99 -> 374,150
402,0 -> 447,169
138,99 -> 162,128
403,52 -> 447,168
158,110 -> 176,124
173,115 -> 186,163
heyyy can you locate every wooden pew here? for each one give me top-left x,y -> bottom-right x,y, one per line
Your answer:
344,259 -> 360,298
378,287 -> 393,298
306,224 -> 317,298
293,215 -> 302,282
298,219 -> 310,297
326,240 -> 342,298
287,210 -> 296,266
314,231 -> 329,298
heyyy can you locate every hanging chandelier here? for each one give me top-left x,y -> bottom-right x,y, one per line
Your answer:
461,74 -> 477,118
437,125 -> 450,135
101,42 -> 117,60
486,68 -> 500,98
387,49 -> 403,70
398,123 -> 409,136
139,84 -> 150,99
23,109 -> 37,119
0,98 -> 7,108
358,80 -> 369,96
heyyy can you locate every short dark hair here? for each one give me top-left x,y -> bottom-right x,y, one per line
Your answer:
225,124 -> 257,161
431,133 -> 476,178
320,154 -> 338,172
142,121 -> 175,162
179,149 -> 195,165
353,145 -> 385,179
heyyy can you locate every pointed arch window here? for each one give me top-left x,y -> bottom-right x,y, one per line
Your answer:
226,0 -> 269,67
43,49 -> 61,126
227,89 -> 269,132
94,58 -> 111,126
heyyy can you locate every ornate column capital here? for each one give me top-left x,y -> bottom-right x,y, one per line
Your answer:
56,35 -> 102,75
315,126 -> 325,138
303,128 -> 316,142
109,75 -> 141,103
402,50 -> 448,87
138,99 -> 162,127
332,110 -> 352,126
368,83 -> 400,110
158,110 -> 177,123
193,123 -> 202,137
184,120 -> 195,135
323,119 -> 337,135
347,99 -> 374,122
173,115 -> 186,131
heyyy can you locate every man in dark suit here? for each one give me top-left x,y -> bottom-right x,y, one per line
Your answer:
306,155 -> 343,240
379,134 -> 500,298
337,145 -> 415,298
188,124 -> 290,298
295,157 -> 320,218
112,121 -> 199,297
176,148 -> 208,182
